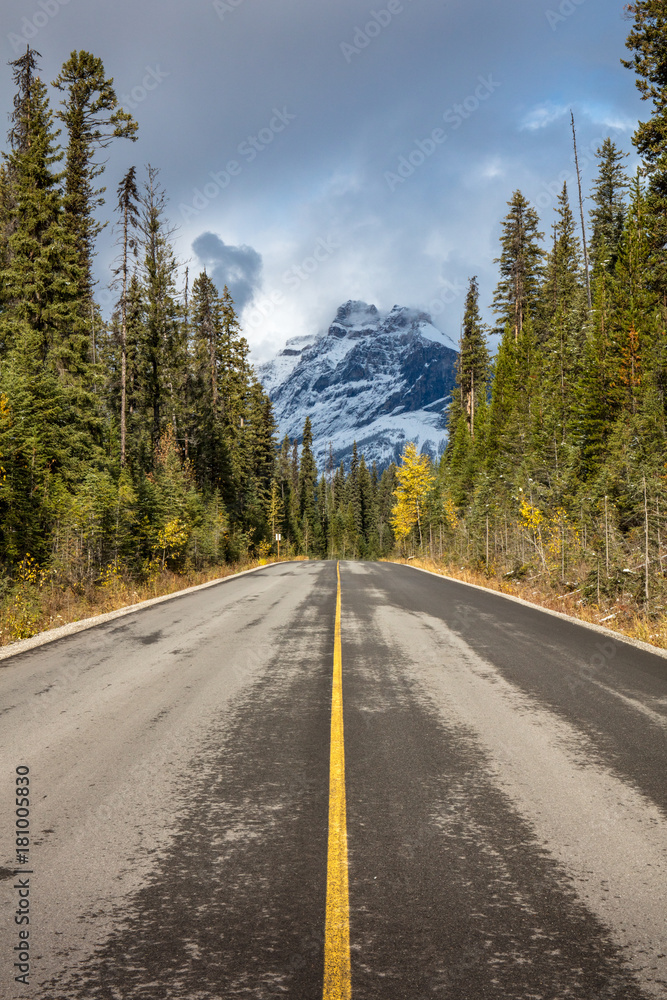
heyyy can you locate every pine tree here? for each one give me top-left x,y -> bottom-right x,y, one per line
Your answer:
609,173 -> 657,418
446,408 -> 475,507
357,456 -> 373,540
317,473 -> 328,553
112,166 -> 140,466
52,50 -> 138,304
0,353 -> 68,561
539,184 -> 587,445
137,165 -> 184,458
246,379 -> 276,530
0,47 -> 39,308
298,416 -> 318,543
122,273 -> 148,467
0,48 -> 82,365
218,285 -> 254,511
333,461 -> 346,509
486,318 -> 541,480
192,272 -> 222,418
7,46 -> 41,153
492,190 -> 544,340
273,434 -> 297,546
330,460 -> 346,555
541,184 -> 583,318
290,438 -> 300,534
575,267 -> 617,473
190,273 -> 277,541
589,138 -> 629,277
454,276 -> 490,439
347,441 -> 363,534
190,270 -> 227,490
623,2 -> 667,292
0,47 -> 101,495
486,193 -> 546,476
276,435 -> 292,500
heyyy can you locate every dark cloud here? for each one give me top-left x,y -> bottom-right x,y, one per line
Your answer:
191,233 -> 262,312
5,0 -> 645,357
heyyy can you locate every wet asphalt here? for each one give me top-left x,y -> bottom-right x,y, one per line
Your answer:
0,560 -> 665,999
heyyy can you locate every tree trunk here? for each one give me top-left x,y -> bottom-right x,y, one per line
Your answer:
571,112 -> 592,310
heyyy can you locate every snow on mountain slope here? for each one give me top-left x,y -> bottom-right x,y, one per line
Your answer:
259,333 -> 319,394
256,300 -> 459,469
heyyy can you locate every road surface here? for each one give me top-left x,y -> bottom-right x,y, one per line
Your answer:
0,560 -> 666,998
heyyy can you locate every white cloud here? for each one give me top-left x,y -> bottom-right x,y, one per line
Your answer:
520,100 -> 636,136
478,157 -> 506,180
580,102 -> 636,132
519,103 -> 569,131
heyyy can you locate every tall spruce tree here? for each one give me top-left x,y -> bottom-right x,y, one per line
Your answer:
0,48 -> 83,364
541,184 -> 582,318
240,379 -> 276,539
0,50 -> 94,559
7,46 -> 41,154
0,164 -> 12,306
347,441 -> 363,535
192,272 -> 222,419
137,165 -> 184,459
52,50 -> 138,304
487,193 -> 544,475
298,416 -> 318,534
609,173 -> 656,418
0,48 -> 98,438
492,190 -> 544,340
589,138 -> 629,277
112,166 -> 140,466
623,2 -> 667,293
248,383 -> 276,502
121,272 -> 147,467
190,271 -> 227,490
454,276 -> 490,439
357,456 -> 374,552
218,285 -> 255,514
538,184 -> 587,446
575,270 -> 616,474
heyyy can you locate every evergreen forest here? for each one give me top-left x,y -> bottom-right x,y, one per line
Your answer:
392,2 -> 667,641
0,45 -> 398,639
3,3 -> 667,645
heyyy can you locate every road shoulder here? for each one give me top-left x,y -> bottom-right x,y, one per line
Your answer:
0,561 -> 292,663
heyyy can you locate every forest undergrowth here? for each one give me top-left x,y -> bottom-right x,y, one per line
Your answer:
0,556 -> 299,647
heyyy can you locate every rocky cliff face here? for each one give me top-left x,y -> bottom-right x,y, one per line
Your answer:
257,300 -> 458,469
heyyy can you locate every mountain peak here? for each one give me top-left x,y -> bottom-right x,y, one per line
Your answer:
257,301 -> 459,469
334,300 -> 380,326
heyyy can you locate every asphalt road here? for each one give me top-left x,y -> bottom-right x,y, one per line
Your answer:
0,560 -> 666,999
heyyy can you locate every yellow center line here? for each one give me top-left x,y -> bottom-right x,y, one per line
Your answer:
323,561 -> 351,999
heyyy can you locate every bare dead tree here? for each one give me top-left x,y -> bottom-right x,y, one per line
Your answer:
571,111 -> 592,310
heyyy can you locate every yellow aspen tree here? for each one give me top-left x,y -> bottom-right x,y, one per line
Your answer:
390,443 -> 435,547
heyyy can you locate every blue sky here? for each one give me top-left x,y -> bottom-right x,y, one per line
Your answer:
1,0 -> 646,359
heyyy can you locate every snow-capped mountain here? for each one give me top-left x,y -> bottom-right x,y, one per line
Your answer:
257,300 -> 459,469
